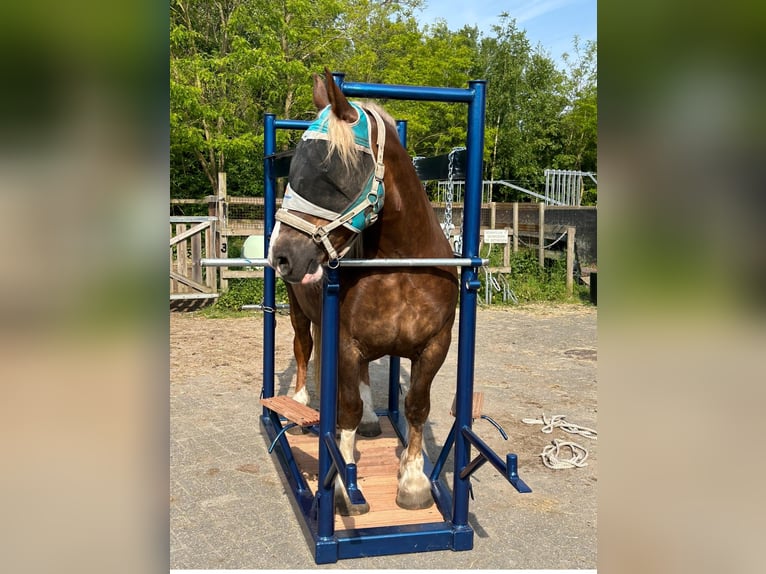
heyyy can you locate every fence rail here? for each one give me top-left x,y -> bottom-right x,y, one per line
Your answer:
169,216 -> 219,301
170,173 -> 596,304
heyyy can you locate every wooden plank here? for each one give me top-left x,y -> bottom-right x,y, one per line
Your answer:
566,226 -> 576,295
169,271 -> 213,294
205,223 -> 216,290
176,224 -> 188,293
538,202 -> 545,268
221,270 -> 266,279
169,220 -> 212,247
169,293 -> 219,301
191,233 -> 202,284
169,199 -> 209,206
260,396 -> 320,426
450,392 -> 484,419
170,224 -> 177,294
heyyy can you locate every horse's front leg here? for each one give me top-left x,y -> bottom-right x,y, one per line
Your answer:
334,352 -> 370,515
397,329 -> 451,510
397,417 -> 433,510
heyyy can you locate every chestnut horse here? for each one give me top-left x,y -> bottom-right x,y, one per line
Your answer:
267,71 -> 458,514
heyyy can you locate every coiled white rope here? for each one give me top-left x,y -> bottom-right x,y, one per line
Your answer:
522,414 -> 597,469
540,439 -> 590,469
521,414 -> 598,439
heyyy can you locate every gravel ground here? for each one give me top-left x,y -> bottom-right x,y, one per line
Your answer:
170,303 -> 597,569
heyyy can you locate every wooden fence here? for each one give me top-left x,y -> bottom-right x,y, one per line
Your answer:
169,216 -> 219,304
170,175 -> 596,303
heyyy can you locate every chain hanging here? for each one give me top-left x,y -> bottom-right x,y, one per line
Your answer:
441,154 -> 455,240
442,147 -> 465,253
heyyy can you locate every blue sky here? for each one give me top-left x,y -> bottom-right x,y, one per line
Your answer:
415,0 -> 597,67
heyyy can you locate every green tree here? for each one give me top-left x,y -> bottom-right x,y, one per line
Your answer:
556,36 -> 598,174
169,3 -> 596,204
170,0 -> 427,197
479,15 -> 568,201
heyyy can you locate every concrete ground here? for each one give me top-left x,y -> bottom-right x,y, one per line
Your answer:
170,304 -> 597,569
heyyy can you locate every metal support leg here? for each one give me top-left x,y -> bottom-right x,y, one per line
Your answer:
315,266 -> 341,563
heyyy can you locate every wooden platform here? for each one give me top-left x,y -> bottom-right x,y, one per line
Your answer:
286,417 -> 445,531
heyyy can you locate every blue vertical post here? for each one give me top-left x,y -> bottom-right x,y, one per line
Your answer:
452,80 -> 486,543
262,114 -> 277,412
396,119 -> 407,147
315,266 -> 341,563
331,71 -> 345,90
387,119 -> 408,420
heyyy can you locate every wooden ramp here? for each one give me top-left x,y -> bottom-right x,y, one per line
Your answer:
286,417 -> 445,531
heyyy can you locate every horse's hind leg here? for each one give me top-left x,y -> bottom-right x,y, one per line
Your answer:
397,329 -> 451,510
358,363 -> 381,437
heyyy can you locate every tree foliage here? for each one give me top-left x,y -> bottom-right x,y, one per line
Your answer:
170,2 -> 597,202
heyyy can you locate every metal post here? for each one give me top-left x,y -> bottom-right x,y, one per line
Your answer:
396,119 -> 407,148
262,114 -> 277,411
331,71 -> 345,89
388,119 -> 408,422
538,202 -> 545,268
452,80 -> 485,546
316,266 -> 341,562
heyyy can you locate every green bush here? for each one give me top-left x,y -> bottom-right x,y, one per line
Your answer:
479,246 -> 590,305
211,277 -> 290,313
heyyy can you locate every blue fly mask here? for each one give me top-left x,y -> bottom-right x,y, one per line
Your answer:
275,102 -> 386,262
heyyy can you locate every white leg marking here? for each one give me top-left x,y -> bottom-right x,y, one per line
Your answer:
339,428 -> 356,462
359,382 -> 377,425
335,428 -> 358,505
398,451 -> 431,499
293,386 -> 309,406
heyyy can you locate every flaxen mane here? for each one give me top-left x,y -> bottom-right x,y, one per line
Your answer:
322,101 -> 395,171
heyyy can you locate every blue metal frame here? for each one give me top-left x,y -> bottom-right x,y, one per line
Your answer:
261,73 -> 529,564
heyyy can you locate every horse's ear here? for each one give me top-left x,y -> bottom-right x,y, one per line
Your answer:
312,73 -> 329,110
324,67 -> 358,123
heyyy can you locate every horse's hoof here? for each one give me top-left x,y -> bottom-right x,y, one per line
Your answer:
396,489 -> 434,510
286,425 -> 308,436
358,421 -> 382,437
335,499 -> 370,516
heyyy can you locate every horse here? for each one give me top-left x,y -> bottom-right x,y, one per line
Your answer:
267,70 -> 459,515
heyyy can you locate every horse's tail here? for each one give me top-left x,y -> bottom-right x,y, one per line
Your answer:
312,321 -> 322,398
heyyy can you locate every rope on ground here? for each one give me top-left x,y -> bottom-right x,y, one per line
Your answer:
521,413 -> 597,439
540,439 -> 589,469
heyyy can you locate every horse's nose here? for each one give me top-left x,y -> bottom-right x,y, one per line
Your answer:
275,255 -> 291,277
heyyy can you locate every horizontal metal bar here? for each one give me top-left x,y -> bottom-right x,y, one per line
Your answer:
274,119 -> 312,130
490,180 -> 564,205
201,258 -> 268,267
322,433 -> 366,506
169,216 -> 218,223
339,257 -> 486,267
241,304 -> 290,311
201,257 -> 487,268
341,81 -> 476,103
461,426 -> 532,493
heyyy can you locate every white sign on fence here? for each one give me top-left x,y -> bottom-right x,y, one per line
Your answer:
483,229 -> 509,244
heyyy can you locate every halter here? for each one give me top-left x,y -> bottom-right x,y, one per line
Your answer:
275,102 -> 387,263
